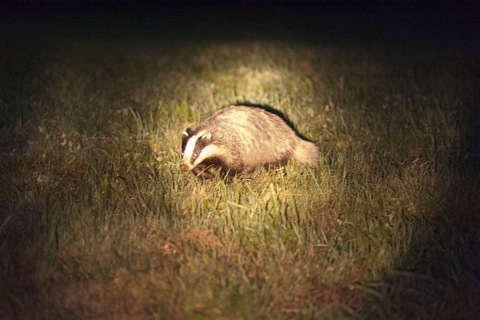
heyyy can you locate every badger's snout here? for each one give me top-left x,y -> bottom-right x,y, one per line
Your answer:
180,163 -> 189,171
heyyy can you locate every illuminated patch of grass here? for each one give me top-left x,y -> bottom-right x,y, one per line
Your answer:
1,33 -> 479,320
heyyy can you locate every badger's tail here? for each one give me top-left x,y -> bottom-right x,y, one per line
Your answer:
293,139 -> 320,167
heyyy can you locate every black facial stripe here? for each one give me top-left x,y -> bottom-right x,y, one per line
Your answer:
190,135 -> 210,164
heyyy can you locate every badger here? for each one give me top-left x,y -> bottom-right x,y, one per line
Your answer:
180,105 -> 320,179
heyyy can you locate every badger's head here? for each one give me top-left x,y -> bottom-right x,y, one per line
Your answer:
180,129 -> 225,178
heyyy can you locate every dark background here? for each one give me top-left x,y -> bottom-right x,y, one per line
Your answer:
2,0 -> 479,47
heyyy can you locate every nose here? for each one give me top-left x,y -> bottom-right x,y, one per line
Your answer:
180,164 -> 189,171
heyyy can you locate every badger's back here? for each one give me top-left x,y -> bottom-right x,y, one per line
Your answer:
199,106 -> 300,167
181,105 -> 319,178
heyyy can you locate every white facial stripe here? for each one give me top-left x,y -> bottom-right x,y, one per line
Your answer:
183,137 -> 197,158
183,130 -> 206,158
193,144 -> 223,167
181,130 -> 209,170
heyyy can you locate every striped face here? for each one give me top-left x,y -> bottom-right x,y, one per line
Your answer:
180,129 -> 221,175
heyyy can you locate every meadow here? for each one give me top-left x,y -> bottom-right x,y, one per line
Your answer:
1,5 -> 479,319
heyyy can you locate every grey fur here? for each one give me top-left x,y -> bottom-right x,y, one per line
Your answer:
180,105 -> 319,179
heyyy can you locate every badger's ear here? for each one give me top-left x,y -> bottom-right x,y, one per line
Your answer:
201,132 -> 212,144
183,128 -> 193,137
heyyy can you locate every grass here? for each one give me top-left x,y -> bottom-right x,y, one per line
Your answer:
1,8 -> 480,319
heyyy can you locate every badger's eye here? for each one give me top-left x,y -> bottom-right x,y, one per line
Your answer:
181,152 -> 185,158
193,153 -> 198,158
